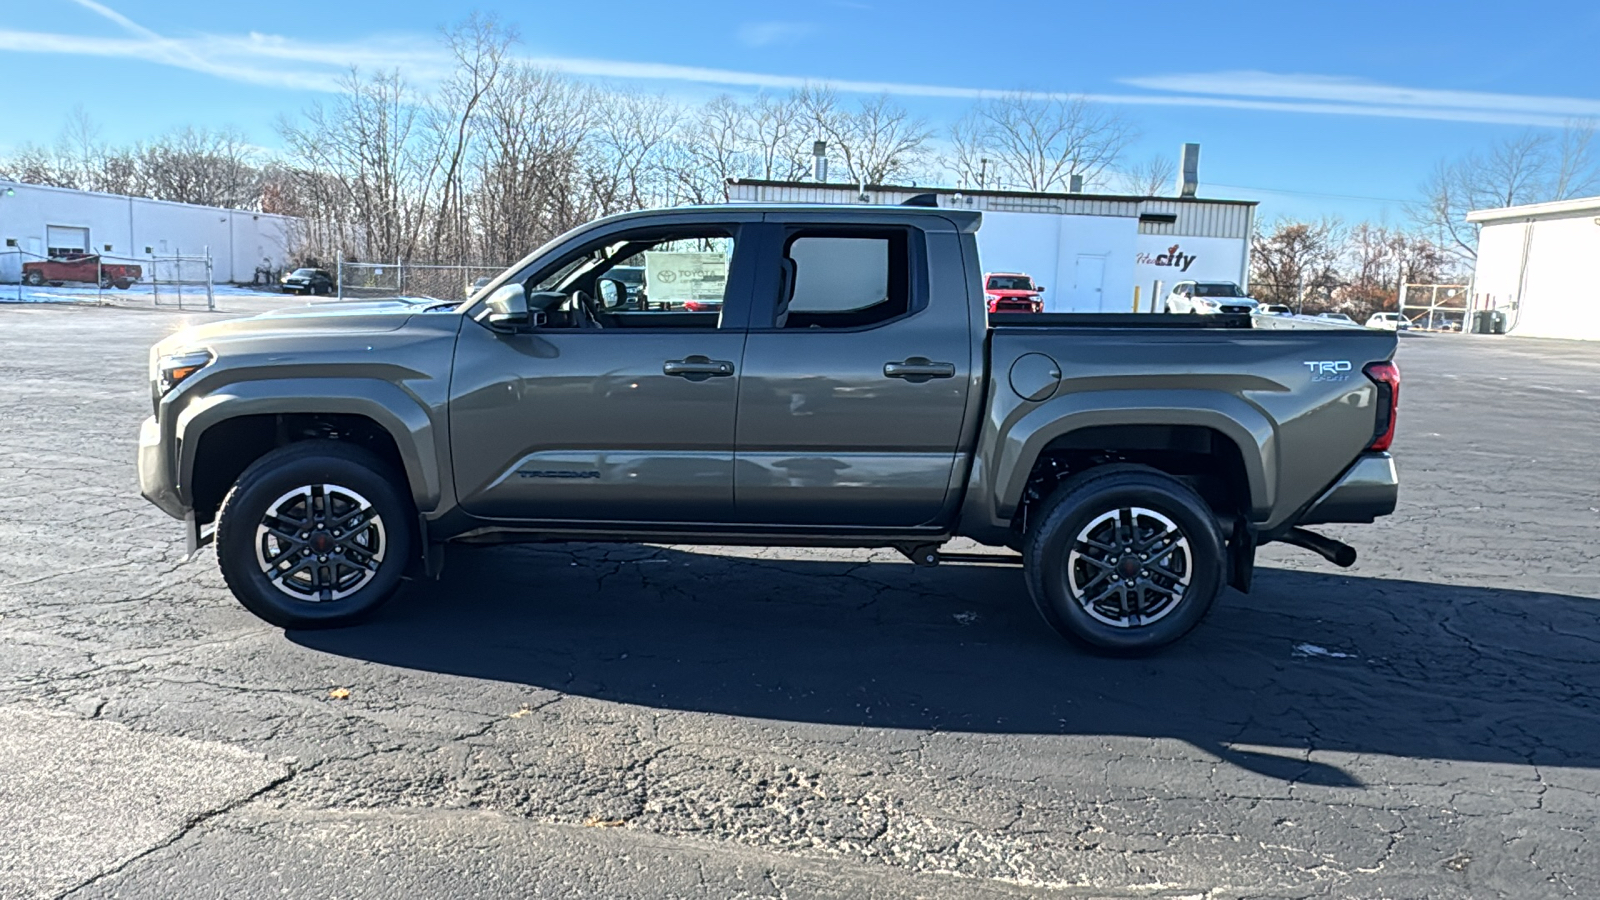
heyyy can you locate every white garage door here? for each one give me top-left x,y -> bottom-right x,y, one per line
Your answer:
46,226 -> 89,258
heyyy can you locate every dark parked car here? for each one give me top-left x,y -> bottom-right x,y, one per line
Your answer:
280,268 -> 334,295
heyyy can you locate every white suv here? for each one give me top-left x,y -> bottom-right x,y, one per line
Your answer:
1165,281 -> 1259,315
1365,312 -> 1411,331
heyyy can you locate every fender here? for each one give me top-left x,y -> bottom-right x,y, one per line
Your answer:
980,388 -> 1277,528
172,377 -> 444,513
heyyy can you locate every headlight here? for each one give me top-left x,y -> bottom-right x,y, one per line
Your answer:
157,350 -> 213,395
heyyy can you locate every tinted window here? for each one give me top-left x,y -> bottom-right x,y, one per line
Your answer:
986,275 -> 1035,291
776,231 -> 910,329
1194,283 -> 1242,297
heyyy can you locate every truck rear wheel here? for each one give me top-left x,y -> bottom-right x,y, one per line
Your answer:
1022,465 -> 1224,653
215,442 -> 413,629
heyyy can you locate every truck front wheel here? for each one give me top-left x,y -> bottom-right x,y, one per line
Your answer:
23,271 -> 45,286
215,442 -> 413,629
1022,465 -> 1225,653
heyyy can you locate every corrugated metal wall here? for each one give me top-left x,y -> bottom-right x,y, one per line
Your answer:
726,181 -> 1253,239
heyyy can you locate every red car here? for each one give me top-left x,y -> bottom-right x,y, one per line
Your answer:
984,272 -> 1044,313
23,255 -> 142,290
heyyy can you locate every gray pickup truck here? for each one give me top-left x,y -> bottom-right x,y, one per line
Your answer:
139,204 -> 1400,652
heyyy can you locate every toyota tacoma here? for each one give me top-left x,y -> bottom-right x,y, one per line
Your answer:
139,204 -> 1400,652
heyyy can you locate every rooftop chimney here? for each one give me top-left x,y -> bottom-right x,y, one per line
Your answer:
813,141 -> 828,183
1178,143 -> 1200,198
1068,173 -> 1084,193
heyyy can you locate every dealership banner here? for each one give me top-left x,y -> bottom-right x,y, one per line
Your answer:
643,251 -> 728,303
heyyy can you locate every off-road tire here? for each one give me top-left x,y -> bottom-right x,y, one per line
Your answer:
1022,465 -> 1225,653
216,441 -> 412,629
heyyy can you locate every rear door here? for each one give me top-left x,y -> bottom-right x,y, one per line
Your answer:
733,216 -> 974,528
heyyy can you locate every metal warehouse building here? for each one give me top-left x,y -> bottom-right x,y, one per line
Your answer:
0,180 -> 296,285
727,178 -> 1257,314
1467,196 -> 1600,341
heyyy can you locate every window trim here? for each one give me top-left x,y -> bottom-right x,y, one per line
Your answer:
745,223 -> 929,334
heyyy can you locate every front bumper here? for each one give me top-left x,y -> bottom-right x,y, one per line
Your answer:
1298,452 -> 1399,525
138,415 -> 185,520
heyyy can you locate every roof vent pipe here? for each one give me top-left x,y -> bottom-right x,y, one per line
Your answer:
1178,143 -> 1200,198
813,141 -> 828,183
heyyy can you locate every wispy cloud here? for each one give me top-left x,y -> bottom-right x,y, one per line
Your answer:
2,2 -> 1595,130
1122,71 -> 1600,122
735,21 -> 818,48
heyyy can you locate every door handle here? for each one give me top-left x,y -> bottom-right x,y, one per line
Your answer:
663,356 -> 735,379
883,358 -> 956,382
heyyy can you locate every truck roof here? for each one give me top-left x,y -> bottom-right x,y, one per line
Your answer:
592,203 -> 983,234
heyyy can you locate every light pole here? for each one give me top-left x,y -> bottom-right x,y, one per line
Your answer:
1,183 -> 18,302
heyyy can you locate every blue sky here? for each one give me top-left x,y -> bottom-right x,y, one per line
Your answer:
3,0 -> 1597,223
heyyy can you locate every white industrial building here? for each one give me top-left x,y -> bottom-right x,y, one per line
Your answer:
0,180 -> 297,284
726,178 -> 1257,314
1467,196 -> 1600,341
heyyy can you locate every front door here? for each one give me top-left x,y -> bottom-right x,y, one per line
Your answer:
449,224 -> 754,523
734,221 -> 973,528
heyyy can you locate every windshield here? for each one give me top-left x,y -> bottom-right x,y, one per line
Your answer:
291,268 -> 320,277
987,275 -> 1034,291
1194,283 -> 1242,297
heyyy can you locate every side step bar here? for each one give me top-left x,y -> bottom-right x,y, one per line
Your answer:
895,543 -> 1023,567
1278,527 -> 1358,568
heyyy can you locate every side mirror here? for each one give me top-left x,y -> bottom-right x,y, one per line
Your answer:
1035,285 -> 1045,293
485,283 -> 529,328
597,277 -> 628,310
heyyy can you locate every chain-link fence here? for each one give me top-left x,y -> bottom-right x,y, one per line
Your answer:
148,252 -> 215,310
337,262 -> 508,301
1399,284 -> 1470,332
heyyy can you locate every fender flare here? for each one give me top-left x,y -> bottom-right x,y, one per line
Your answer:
172,378 -> 443,512
990,389 -> 1276,523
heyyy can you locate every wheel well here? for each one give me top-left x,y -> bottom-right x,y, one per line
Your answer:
190,413 -> 407,525
1017,424 -> 1251,533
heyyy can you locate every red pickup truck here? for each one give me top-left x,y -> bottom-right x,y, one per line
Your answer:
984,272 -> 1045,313
23,256 -> 142,290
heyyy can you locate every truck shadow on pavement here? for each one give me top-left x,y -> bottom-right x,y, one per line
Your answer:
293,544 -> 1600,786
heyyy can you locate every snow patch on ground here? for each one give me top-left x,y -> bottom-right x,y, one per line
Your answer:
1293,642 -> 1356,659
0,282 -> 286,305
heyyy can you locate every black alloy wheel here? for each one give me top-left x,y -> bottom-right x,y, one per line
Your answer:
216,442 -> 412,629
1023,465 -> 1226,653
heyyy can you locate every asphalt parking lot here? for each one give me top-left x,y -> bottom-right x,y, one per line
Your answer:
2,301 -> 1598,899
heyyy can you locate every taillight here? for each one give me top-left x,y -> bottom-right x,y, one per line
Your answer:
1364,360 -> 1400,451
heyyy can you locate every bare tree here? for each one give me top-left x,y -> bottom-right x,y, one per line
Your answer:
800,88 -> 932,184
278,68 -> 439,263
949,91 -> 1134,192
131,127 -> 261,207
470,64 -> 601,263
1114,153 -> 1177,197
667,94 -> 747,203
425,14 -> 515,264
1414,123 -> 1600,261
1249,217 -> 1347,311
742,91 -> 817,182
592,90 -> 682,213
